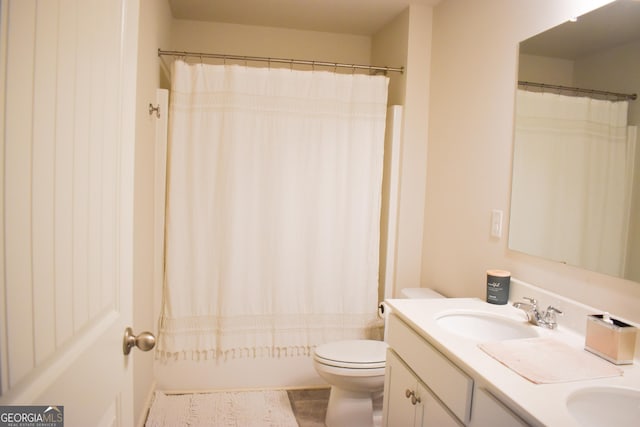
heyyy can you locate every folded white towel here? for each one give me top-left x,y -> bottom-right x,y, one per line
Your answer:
479,337 -> 623,384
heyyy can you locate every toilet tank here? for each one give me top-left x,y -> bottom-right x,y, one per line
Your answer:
380,288 -> 444,341
400,287 -> 445,299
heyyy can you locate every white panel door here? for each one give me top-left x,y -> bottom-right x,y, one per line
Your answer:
0,0 -> 140,426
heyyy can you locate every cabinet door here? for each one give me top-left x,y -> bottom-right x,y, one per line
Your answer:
383,350 -> 462,427
383,350 -> 418,427
417,383 -> 463,427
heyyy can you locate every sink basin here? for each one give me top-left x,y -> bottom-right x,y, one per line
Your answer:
567,387 -> 640,427
436,311 -> 538,341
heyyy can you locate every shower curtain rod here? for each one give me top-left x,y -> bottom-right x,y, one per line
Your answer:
518,80 -> 637,101
158,49 -> 404,74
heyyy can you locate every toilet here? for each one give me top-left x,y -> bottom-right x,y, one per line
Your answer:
313,287 -> 444,427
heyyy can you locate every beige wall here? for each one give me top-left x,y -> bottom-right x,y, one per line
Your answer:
372,8 -> 410,106
372,11 -> 409,302
393,4 -> 433,296
424,0 -> 640,323
518,54 -> 574,86
170,19 -> 371,66
371,5 -> 433,298
134,0 -> 173,421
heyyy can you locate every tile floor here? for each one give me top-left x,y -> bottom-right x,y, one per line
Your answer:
287,388 -> 384,427
287,388 -> 330,427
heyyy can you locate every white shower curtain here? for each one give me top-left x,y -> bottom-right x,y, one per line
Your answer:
510,90 -> 636,276
158,60 -> 389,360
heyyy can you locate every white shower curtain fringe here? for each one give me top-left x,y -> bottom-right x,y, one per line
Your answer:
156,345 -> 316,363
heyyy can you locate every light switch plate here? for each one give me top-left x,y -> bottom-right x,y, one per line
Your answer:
491,209 -> 503,238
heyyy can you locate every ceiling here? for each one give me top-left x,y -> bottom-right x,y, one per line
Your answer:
167,0 -> 442,36
167,1 -> 640,56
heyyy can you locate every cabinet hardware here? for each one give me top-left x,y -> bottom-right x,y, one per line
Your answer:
405,389 -> 421,405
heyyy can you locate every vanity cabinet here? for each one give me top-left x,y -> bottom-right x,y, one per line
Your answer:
384,313 -> 529,427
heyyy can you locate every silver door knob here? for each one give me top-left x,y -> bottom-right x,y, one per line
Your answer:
123,327 -> 156,355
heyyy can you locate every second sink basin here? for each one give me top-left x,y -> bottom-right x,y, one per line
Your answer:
436,311 -> 539,341
567,386 -> 640,427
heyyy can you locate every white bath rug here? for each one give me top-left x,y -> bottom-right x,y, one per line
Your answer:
145,389 -> 299,427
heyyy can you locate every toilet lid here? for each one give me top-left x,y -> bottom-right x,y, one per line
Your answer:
314,340 -> 388,369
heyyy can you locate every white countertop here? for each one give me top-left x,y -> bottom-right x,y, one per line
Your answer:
385,298 -> 640,427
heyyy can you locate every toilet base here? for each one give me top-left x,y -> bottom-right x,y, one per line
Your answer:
325,386 -> 376,427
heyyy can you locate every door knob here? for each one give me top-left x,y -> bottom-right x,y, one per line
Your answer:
123,327 -> 156,355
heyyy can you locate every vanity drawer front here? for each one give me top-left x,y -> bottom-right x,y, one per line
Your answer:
387,314 -> 473,424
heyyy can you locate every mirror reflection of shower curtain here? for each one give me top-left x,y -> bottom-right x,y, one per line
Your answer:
158,60 -> 389,360
510,90 -> 636,277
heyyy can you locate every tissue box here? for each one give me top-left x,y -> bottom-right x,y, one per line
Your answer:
585,314 -> 637,365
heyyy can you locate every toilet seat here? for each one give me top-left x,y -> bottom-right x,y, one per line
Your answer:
314,340 -> 387,369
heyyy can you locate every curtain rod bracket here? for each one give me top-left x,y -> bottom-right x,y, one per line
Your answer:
149,103 -> 160,118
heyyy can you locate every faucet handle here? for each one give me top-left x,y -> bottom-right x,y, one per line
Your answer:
544,305 -> 563,328
523,297 -> 537,307
546,306 -> 563,315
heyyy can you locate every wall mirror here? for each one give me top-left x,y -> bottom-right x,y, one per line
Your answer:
509,0 -> 640,282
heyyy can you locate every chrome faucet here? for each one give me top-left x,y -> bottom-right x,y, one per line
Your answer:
513,297 -> 563,329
